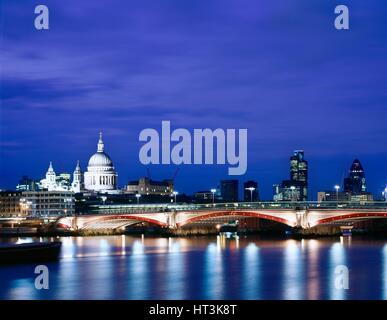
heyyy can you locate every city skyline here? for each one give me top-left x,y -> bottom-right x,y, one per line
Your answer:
1,1 -> 387,305
5,134 -> 386,201
1,1 -> 387,199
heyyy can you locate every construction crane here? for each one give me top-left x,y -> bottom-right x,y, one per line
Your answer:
171,168 -> 179,182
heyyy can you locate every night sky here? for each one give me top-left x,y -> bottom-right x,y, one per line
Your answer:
1,0 -> 386,200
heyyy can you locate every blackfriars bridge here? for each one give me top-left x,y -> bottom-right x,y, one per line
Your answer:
55,201 -> 387,232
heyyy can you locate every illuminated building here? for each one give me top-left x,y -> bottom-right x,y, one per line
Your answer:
71,161 -> 84,193
290,150 -> 308,200
16,175 -> 41,191
21,191 -> 75,217
273,150 -> 308,201
40,162 -> 71,191
344,159 -> 367,194
0,191 -> 23,218
126,177 -> 173,195
84,132 -> 118,193
194,190 -> 214,203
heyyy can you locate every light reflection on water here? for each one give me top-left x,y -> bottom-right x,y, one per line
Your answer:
283,240 -> 304,300
329,241 -> 348,300
0,235 -> 386,300
383,244 -> 387,300
243,243 -> 260,299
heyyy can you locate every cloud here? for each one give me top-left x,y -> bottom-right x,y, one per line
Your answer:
1,0 -> 387,197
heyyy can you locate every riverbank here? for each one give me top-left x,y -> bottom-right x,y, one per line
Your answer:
1,226 -> 386,239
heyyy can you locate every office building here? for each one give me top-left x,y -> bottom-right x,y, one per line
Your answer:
317,191 -> 350,202
220,179 -> 239,202
0,191 -> 24,218
194,191 -> 214,203
273,150 -> 308,201
126,177 -> 173,196
21,191 -> 75,217
16,175 -> 41,191
344,159 -> 367,195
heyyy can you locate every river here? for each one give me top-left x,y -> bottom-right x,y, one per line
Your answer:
0,235 -> 386,300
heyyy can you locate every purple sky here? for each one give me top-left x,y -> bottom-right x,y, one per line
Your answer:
1,0 -> 387,199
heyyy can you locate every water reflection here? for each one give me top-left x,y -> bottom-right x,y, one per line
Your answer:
128,240 -> 148,299
243,243 -> 260,299
283,240 -> 304,300
383,244 -> 387,300
204,242 -> 224,299
61,237 -> 76,259
329,240 -> 348,300
8,278 -> 37,300
0,235 -> 386,300
306,240 -> 320,300
166,238 -> 184,299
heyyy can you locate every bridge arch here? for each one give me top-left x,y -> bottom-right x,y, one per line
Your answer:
311,212 -> 387,227
80,215 -> 168,230
177,211 -> 296,227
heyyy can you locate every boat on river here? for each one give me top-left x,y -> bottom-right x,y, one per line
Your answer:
0,242 -> 62,264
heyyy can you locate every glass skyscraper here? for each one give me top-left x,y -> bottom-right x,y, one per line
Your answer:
344,159 -> 367,195
273,150 -> 308,201
289,150 -> 308,201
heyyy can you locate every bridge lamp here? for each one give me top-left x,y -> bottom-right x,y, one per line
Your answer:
334,185 -> 340,203
245,187 -> 256,203
135,193 -> 141,204
210,189 -> 217,205
172,191 -> 179,203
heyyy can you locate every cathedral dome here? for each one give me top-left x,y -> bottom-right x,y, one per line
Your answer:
88,152 -> 113,168
84,132 -> 118,193
87,132 -> 115,169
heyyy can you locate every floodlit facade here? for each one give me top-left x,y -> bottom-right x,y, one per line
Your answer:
126,177 -> 173,195
84,133 -> 118,193
21,191 -> 75,217
0,191 -> 23,218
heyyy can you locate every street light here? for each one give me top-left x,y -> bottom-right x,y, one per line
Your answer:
135,193 -> 141,205
245,187 -> 255,202
172,191 -> 178,203
334,185 -> 340,204
210,189 -> 217,205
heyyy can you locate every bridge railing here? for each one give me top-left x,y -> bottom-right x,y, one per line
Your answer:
84,201 -> 387,215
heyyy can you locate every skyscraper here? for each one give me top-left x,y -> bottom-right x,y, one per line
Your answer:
344,159 -> 367,195
220,180 -> 239,202
289,150 -> 308,200
273,150 -> 308,202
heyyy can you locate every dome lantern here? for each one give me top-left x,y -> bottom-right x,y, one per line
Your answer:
97,132 -> 104,153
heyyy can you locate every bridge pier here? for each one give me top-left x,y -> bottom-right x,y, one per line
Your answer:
295,209 -> 309,229
168,212 -> 177,229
